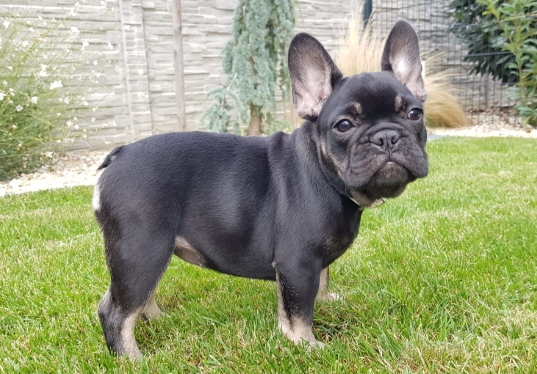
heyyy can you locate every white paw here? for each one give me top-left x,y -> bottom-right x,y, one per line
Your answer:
328,292 -> 340,301
316,292 -> 341,302
306,340 -> 325,351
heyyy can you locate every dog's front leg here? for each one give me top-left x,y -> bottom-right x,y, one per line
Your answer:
316,267 -> 340,302
274,262 -> 324,349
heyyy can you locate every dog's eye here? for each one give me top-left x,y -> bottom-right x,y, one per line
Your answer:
408,108 -> 423,121
335,120 -> 353,132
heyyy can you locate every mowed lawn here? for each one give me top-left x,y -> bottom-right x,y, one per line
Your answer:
1,137 -> 536,373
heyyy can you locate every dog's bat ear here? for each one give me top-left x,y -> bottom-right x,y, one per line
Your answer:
381,20 -> 427,101
288,33 -> 343,121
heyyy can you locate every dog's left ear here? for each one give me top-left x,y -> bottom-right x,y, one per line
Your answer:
288,33 -> 343,121
381,20 -> 427,101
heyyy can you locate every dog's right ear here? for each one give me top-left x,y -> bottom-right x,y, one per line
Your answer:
288,33 -> 343,121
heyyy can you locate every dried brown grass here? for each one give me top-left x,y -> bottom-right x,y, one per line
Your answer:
421,59 -> 468,128
335,12 -> 383,77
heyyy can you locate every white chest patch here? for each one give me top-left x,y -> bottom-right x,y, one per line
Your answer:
92,181 -> 101,211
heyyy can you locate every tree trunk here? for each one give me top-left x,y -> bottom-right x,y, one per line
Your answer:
247,104 -> 262,136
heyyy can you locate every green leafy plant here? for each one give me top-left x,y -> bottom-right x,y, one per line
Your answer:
200,0 -> 295,135
481,0 -> 537,126
448,0 -> 520,84
0,15 -> 86,180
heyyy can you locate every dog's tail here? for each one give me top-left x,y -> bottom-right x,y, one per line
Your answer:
97,146 -> 123,170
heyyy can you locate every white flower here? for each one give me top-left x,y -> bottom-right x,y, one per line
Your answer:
41,64 -> 47,71
70,26 -> 80,34
37,70 -> 48,77
9,88 -> 14,96
49,80 -> 63,90
12,124 -> 17,129
45,151 -> 54,158
93,60 -> 98,66
74,124 -> 79,130
16,105 -> 23,112
30,96 -> 38,104
29,27 -> 34,32
3,20 -> 10,28
7,66 -> 12,70
66,120 -> 73,127
107,42 -> 113,49
0,92 -> 5,101
82,40 -> 89,48
21,40 -> 28,48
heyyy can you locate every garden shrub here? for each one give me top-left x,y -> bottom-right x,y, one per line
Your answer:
0,14 -> 85,181
481,0 -> 537,127
448,0 -> 521,84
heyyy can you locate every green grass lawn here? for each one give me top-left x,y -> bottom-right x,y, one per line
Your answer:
1,137 -> 536,373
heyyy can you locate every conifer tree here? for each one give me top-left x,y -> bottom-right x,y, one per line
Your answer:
200,0 -> 295,135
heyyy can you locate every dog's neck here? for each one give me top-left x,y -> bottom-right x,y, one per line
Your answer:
296,122 -> 364,209
298,121 -> 387,211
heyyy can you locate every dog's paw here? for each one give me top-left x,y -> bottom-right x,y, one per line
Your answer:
327,292 -> 340,301
141,301 -> 166,320
306,340 -> 325,351
316,292 -> 340,302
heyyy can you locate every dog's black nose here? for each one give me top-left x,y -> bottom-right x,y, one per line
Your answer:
370,129 -> 401,151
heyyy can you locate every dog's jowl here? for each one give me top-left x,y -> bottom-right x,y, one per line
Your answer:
94,20 -> 428,360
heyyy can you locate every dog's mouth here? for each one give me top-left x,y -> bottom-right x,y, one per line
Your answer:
347,161 -> 412,208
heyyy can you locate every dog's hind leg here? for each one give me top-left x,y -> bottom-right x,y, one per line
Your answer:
315,267 -> 340,302
98,230 -> 174,361
141,290 -> 165,320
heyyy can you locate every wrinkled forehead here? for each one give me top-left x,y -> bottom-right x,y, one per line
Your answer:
324,71 -> 421,119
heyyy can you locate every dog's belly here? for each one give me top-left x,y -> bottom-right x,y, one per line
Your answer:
173,235 -> 276,280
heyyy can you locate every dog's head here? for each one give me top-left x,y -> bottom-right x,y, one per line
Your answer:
289,21 -> 429,207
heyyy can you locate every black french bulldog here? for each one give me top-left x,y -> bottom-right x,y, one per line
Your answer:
94,20 -> 428,360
